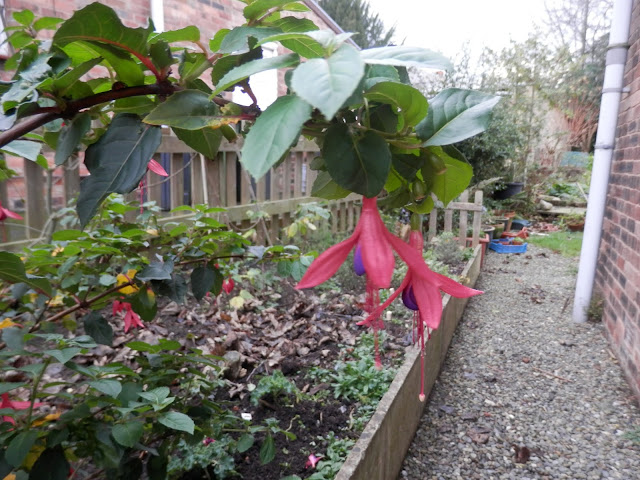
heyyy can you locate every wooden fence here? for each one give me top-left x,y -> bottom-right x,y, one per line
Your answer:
0,131 -> 483,249
0,135 -> 361,249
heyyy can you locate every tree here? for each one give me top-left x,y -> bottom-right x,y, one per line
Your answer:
318,0 -> 395,48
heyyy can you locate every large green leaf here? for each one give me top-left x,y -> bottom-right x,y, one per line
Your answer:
61,42 -> 144,86
6,431 -> 38,467
423,146 -> 473,206
364,81 -> 428,128
1,53 -> 52,109
53,3 -> 152,66
144,90 -> 227,130
269,17 -> 324,58
212,53 -> 299,96
28,446 -> 70,480
83,312 -> 113,346
416,88 -> 500,146
1,140 -> 42,161
76,114 -> 161,228
112,422 -> 144,448
0,252 -> 52,296
322,125 -> 391,198
360,46 -> 452,70
244,0 -> 296,20
55,112 -> 91,165
241,95 -> 312,179
218,26 -> 281,54
158,411 -> 194,434
190,265 -> 223,301
150,26 -> 200,44
173,127 -> 222,158
291,43 -> 364,120
310,171 -> 350,200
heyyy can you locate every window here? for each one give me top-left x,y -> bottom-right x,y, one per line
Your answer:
231,42 -> 278,110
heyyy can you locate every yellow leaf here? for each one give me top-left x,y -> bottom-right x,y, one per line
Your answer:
4,474 -> 17,480
146,228 -> 158,236
31,412 -> 61,427
229,296 -> 245,309
52,246 -> 65,256
0,318 -> 17,330
117,269 -> 139,294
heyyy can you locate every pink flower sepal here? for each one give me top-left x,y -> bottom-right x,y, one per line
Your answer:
0,200 -> 23,221
1,393 -> 44,425
305,453 -> 323,469
113,300 -> 145,333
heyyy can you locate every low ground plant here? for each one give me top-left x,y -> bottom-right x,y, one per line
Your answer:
527,231 -> 583,257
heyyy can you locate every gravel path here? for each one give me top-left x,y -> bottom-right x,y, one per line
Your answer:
399,245 -> 640,480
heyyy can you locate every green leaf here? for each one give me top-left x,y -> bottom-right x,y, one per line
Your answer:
28,445 -> 70,480
291,43 -> 364,120
129,288 -> 157,322
310,171 -> 350,200
54,113 -> 91,165
1,140 -> 42,162
83,312 -> 113,346
13,10 -> 34,26
244,0 -> 294,20
259,435 -> 275,464
51,229 -> 86,241
112,422 -> 144,448
88,379 -> 122,398
53,3 -> 152,66
219,26 -> 281,54
158,411 -> 194,434
6,431 -> 38,467
45,347 -> 82,364
360,46 -> 452,70
144,90 -> 225,130
270,17 -> 323,59
76,114 -> 161,228
241,95 -> 312,179
423,146 -> 473,206
149,40 -> 174,70
416,88 -> 501,146
364,81 -> 428,128
0,383 -> 28,394
152,274 -> 188,304
138,260 -> 173,281
62,42 -> 144,86
139,387 -> 170,404
173,127 -> 222,158
150,26 -> 200,44
237,434 -> 254,453
33,17 -> 63,31
212,53 -> 299,96
0,252 -> 52,296
322,125 -> 391,198
191,265 -> 223,301
51,58 -> 102,96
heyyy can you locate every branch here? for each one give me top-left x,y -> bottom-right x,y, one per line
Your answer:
0,83 -> 179,148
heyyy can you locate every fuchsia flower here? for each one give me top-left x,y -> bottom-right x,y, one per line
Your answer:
305,453 -> 322,469
1,393 -> 44,425
296,197 -> 395,367
297,196 -> 482,400
112,300 -> 144,333
147,159 -> 168,177
0,200 -> 23,222
222,278 -> 235,294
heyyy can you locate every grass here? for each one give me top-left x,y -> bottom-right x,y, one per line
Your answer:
527,231 -> 583,257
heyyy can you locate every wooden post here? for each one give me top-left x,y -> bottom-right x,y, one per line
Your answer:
24,159 -> 46,239
471,190 -> 483,247
206,158 -> 222,207
293,152 -> 303,198
191,154 -> 206,205
457,190 -> 469,247
225,152 -> 238,206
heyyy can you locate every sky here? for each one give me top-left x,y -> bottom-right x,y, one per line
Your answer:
365,0 -> 549,59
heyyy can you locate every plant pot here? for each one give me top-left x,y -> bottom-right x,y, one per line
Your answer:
492,223 -> 505,239
493,182 -> 524,200
567,222 -> 585,232
482,225 -> 496,241
510,219 -> 531,231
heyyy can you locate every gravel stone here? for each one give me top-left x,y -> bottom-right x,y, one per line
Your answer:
399,246 -> 640,479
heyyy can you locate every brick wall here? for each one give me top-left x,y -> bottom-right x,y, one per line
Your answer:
594,0 -> 640,400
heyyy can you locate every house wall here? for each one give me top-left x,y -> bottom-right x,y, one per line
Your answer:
594,0 -> 640,400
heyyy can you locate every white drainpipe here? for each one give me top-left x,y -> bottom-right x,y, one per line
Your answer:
572,0 -> 633,322
150,0 -> 165,32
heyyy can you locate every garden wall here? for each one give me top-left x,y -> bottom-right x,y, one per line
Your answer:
594,0 -> 640,401
336,244 -> 483,480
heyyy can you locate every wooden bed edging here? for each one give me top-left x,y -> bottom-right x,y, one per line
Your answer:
335,244 -> 483,480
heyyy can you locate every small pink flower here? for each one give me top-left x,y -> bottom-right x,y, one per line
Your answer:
202,437 -> 216,446
305,453 -> 322,469
0,200 -> 23,222
1,393 -> 44,425
222,278 -> 234,294
112,300 -> 144,333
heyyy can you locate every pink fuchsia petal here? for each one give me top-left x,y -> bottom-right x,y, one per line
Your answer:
296,234 -> 359,289
1,393 -> 44,424
124,308 -> 144,333
147,159 -> 168,176
222,278 -> 234,294
411,276 -> 445,329
1,207 -> 23,221
384,230 -> 482,299
358,198 -> 394,289
305,453 -> 322,469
